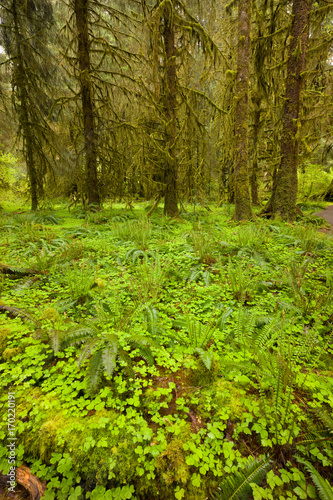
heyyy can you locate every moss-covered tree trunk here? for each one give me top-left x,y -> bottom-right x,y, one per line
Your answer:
12,0 -> 38,210
17,74 -> 39,211
250,100 -> 261,206
234,0 -> 253,221
263,0 -> 312,220
162,5 -> 179,217
74,0 -> 100,207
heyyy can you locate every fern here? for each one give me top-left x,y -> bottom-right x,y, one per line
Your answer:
211,456 -> 271,500
315,409 -> 333,435
296,457 -> 333,500
125,248 -> 154,264
183,314 -> 217,349
144,305 -> 165,336
0,263 -> 39,277
0,304 -> 40,325
60,311 -> 159,392
195,348 -> 214,370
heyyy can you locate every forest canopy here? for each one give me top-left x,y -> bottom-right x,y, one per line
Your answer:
0,0 -> 333,218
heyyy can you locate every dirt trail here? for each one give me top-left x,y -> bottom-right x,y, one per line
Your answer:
315,205 -> 333,229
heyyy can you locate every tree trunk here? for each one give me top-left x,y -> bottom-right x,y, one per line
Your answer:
12,0 -> 39,211
234,0 -> 253,221
250,101 -> 261,206
74,0 -> 100,207
162,4 -> 179,217
263,0 -> 312,220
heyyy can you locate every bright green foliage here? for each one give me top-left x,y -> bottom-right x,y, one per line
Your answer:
61,306 -> 160,392
212,456 -> 271,500
0,203 -> 332,499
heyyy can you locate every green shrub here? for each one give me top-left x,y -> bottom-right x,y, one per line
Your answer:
298,163 -> 333,201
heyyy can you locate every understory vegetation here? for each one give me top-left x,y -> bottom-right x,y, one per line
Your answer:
0,201 -> 332,500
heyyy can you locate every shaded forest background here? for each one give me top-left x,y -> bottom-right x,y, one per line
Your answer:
1,0 -> 333,218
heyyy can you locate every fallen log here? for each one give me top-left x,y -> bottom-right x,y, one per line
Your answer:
16,465 -> 46,500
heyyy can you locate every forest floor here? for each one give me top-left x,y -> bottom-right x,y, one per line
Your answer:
0,200 -> 332,500
315,204 -> 333,228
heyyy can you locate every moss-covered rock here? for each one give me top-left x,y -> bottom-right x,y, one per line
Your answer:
2,346 -> 24,361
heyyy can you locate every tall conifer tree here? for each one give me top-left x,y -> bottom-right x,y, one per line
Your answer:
234,0 -> 253,220
0,0 -> 56,210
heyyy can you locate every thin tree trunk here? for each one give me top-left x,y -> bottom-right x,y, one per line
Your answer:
234,0 -> 253,221
162,5 -> 179,217
263,0 -> 312,220
74,0 -> 100,207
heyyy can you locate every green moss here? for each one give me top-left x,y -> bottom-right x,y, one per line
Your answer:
62,410 -> 140,486
157,437 -> 190,485
190,355 -> 220,386
0,327 -> 11,355
39,307 -> 60,323
2,346 -> 24,361
213,379 -> 245,418
38,414 -> 66,461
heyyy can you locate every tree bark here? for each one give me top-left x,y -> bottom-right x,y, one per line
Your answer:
250,100 -> 261,206
12,0 -> 39,210
234,0 -> 253,221
74,0 -> 100,207
162,4 -> 179,217
263,0 -> 312,220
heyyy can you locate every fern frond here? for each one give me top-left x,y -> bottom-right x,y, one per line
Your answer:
49,329 -> 62,354
61,326 -> 96,348
129,334 -> 160,350
144,305 -> 165,336
212,456 -> 271,500
137,346 -> 155,366
88,349 -> 103,391
314,409 -> 333,435
216,306 -> 233,332
0,304 -> 40,325
297,430 -> 332,447
235,307 -> 256,345
118,351 -> 135,378
0,263 -> 39,277
77,338 -> 100,366
254,315 -> 281,351
196,348 -> 214,370
102,344 -> 118,377
296,457 -> 333,500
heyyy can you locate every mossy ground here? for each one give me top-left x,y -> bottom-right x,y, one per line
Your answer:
0,200 -> 332,499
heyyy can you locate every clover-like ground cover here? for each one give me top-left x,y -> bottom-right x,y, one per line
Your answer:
0,202 -> 332,500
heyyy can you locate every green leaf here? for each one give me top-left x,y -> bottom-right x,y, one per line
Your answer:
212,456 -> 271,500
